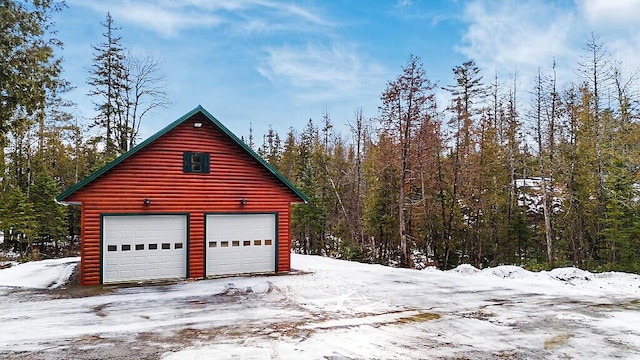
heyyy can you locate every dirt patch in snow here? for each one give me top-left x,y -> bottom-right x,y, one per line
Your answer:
544,333 -> 574,349
6,339 -> 169,360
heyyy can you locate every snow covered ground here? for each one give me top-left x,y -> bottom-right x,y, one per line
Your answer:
1,255 -> 639,359
0,257 -> 78,289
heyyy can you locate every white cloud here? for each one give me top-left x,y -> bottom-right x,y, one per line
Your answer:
577,0 -> 640,74
579,0 -> 640,29
67,1 -> 222,36
68,0 -> 331,37
257,43 -> 387,102
458,0 -> 640,85
453,0 -> 590,105
182,0 -> 329,26
458,0 -> 576,71
117,5 -> 222,36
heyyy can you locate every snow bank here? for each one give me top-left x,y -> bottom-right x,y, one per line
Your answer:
441,263 -> 640,294
481,265 -> 532,279
0,257 -> 79,289
1,254 -> 637,294
451,263 -> 481,275
547,267 -> 593,282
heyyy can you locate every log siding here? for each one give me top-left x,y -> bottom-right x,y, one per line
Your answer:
59,109 -> 304,285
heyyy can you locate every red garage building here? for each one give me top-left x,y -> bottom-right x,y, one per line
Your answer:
57,106 -> 307,285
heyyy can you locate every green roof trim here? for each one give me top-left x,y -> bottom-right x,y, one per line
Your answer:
56,105 -> 309,204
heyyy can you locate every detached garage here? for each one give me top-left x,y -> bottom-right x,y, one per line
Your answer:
57,106 -> 307,285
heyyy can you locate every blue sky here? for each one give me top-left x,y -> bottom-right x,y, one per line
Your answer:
51,0 -> 640,143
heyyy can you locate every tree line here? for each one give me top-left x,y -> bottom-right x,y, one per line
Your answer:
263,43 -> 640,273
3,1 -> 640,273
1,2 -> 165,260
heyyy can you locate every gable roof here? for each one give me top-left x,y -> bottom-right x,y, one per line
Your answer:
56,105 -> 309,204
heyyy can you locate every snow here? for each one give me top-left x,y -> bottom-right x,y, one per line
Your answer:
0,257 -> 79,289
0,255 -> 639,359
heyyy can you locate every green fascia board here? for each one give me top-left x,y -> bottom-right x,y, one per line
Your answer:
56,105 -> 309,204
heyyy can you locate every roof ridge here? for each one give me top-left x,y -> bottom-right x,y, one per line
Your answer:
56,106 -> 308,204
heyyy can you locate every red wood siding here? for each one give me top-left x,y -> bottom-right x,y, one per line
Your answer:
66,114 -> 300,285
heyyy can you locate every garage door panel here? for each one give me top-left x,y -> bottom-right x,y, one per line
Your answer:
205,214 -> 276,276
102,215 -> 187,284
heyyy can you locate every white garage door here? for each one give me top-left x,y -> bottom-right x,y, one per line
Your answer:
102,215 -> 187,284
206,214 -> 276,276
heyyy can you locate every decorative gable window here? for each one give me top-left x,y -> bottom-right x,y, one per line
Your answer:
183,152 -> 210,173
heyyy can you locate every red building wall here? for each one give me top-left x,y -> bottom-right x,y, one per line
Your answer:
65,114 -> 301,285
